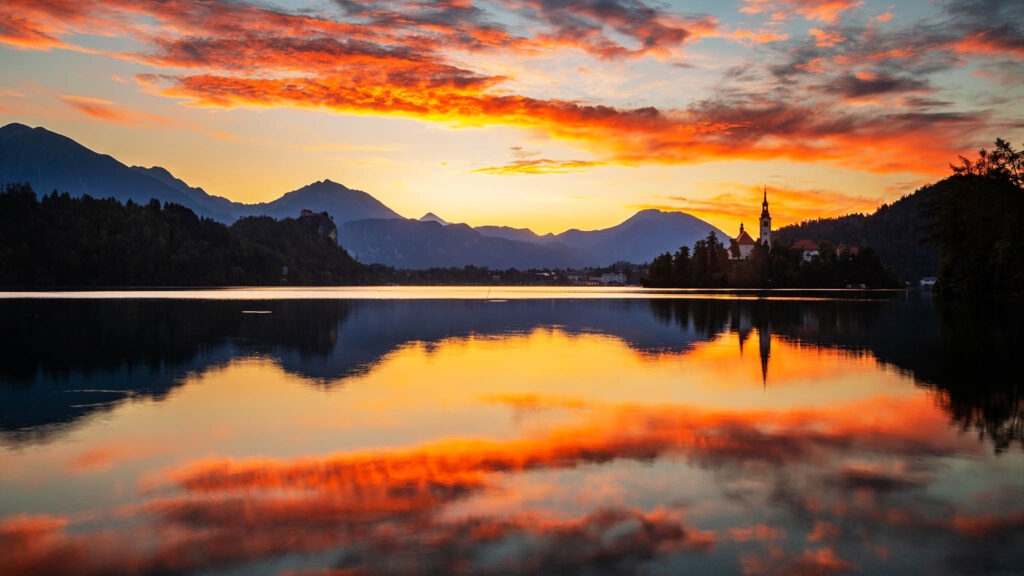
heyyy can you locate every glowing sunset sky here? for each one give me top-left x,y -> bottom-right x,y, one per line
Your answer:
1,0 -> 1022,233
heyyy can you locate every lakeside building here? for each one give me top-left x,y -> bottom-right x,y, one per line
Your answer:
731,188 -> 823,261
735,224 -> 757,258
791,239 -> 820,261
731,187 -> 773,260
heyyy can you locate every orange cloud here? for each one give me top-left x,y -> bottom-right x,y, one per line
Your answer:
0,0 -> 990,177
809,27 -> 845,47
468,159 -> 606,175
633,184 -> 884,229
729,524 -> 786,542
950,511 -> 1024,539
741,546 -> 854,576
142,70 -> 977,176
730,28 -> 791,44
58,94 -> 179,128
953,30 -> 1024,57
739,0 -> 863,24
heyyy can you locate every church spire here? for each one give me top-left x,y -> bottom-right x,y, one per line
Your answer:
759,186 -> 771,245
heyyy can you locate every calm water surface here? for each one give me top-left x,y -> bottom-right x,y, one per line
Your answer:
1,289 -> 1021,575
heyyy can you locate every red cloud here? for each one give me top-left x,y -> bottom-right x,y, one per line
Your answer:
741,546 -> 854,576
740,0 -> 863,23
0,0 -> 1003,178
140,71 -> 977,176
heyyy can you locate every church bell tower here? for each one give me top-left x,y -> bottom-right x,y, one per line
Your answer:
759,186 -> 771,246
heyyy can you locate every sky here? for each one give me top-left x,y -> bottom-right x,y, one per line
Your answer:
1,0 -> 1022,234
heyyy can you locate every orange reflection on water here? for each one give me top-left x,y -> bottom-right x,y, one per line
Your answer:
2,391 -> 981,576
0,325 -> 1019,575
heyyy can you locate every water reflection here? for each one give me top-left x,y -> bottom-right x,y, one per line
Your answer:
1,295 -> 1022,575
3,297 -> 1019,450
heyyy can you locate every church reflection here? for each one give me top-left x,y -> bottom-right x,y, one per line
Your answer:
731,308 -> 771,388
1,295 -> 1023,576
1,296 -> 1021,451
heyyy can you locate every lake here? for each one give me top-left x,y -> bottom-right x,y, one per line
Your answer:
1,289 -> 1021,575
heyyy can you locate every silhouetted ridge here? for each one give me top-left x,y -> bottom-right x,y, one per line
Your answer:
774,188 -> 939,282
2,122 -> 725,268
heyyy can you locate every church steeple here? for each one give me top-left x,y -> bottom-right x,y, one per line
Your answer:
759,186 -> 771,246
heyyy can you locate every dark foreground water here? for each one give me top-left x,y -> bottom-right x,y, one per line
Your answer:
1,290 -> 1021,575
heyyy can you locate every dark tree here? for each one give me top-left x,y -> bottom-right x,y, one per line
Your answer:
0,184 -> 367,287
920,174 -> 1024,296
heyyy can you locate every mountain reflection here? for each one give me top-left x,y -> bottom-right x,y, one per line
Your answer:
1,294 -> 1023,576
2,296 -> 1021,451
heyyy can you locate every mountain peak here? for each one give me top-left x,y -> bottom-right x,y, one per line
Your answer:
259,179 -> 402,222
621,208 -> 706,226
133,165 -> 173,179
419,212 -> 450,225
298,179 -> 350,192
0,123 -> 406,224
1,122 -> 32,134
0,122 -> 70,146
628,208 -> 670,220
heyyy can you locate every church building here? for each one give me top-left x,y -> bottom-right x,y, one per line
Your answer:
732,187 -> 772,259
758,187 -> 771,246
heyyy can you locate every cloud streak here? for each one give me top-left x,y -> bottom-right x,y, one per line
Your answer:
1,0 -> 1016,182
469,159 -> 606,175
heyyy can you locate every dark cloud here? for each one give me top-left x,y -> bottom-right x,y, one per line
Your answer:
504,0 -> 717,59
828,465 -> 930,493
821,73 -> 930,99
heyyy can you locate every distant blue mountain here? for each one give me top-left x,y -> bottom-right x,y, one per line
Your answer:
474,225 -> 555,244
343,209 -> 726,268
1,122 -> 727,268
0,123 -> 402,224
241,179 -> 402,222
338,219 -> 586,269
550,209 -> 728,266
0,123 -> 230,218
476,211 -> 729,266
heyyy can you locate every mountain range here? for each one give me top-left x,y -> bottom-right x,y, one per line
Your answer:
0,122 -> 726,268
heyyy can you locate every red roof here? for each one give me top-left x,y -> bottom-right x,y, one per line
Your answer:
735,229 -> 756,245
792,239 -> 819,251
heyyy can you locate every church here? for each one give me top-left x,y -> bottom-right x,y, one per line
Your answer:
732,188 -> 771,259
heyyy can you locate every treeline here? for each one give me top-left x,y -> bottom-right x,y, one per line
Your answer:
372,262 -> 642,285
0,183 -> 367,286
642,231 -> 898,288
0,183 -> 638,287
920,138 -> 1024,297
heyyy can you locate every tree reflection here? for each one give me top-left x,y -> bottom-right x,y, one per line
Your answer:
1,296 -> 1020,451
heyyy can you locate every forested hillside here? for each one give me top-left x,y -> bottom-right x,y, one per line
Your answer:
919,138 -> 1024,297
774,188 -> 938,283
0,183 -> 366,286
